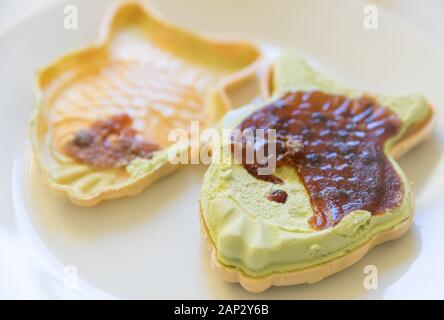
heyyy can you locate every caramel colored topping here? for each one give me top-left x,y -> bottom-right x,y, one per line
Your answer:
267,189 -> 288,204
65,114 -> 160,169
234,91 -> 403,229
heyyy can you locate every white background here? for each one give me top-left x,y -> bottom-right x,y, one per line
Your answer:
1,0 -> 444,48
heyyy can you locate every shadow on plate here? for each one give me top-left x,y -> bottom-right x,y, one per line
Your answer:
26,158 -> 208,240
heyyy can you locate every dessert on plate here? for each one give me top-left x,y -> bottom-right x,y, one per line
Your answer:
199,52 -> 435,292
30,1 -> 260,205
28,0 -> 437,294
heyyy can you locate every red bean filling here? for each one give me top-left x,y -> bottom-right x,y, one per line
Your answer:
64,114 -> 160,169
267,190 -> 288,204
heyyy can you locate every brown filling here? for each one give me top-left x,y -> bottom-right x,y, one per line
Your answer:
267,190 -> 288,204
233,91 -> 403,230
64,114 -> 161,169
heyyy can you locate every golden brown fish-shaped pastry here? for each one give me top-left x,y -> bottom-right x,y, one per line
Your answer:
30,1 -> 261,205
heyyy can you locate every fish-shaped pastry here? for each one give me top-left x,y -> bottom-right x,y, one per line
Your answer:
199,53 -> 435,292
30,1 -> 261,205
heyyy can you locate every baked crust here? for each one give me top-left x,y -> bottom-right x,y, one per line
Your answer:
390,103 -> 436,159
200,59 -> 436,292
30,0 -> 261,206
200,204 -> 412,292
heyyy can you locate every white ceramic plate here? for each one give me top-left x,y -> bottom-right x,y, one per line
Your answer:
1,0 -> 444,299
